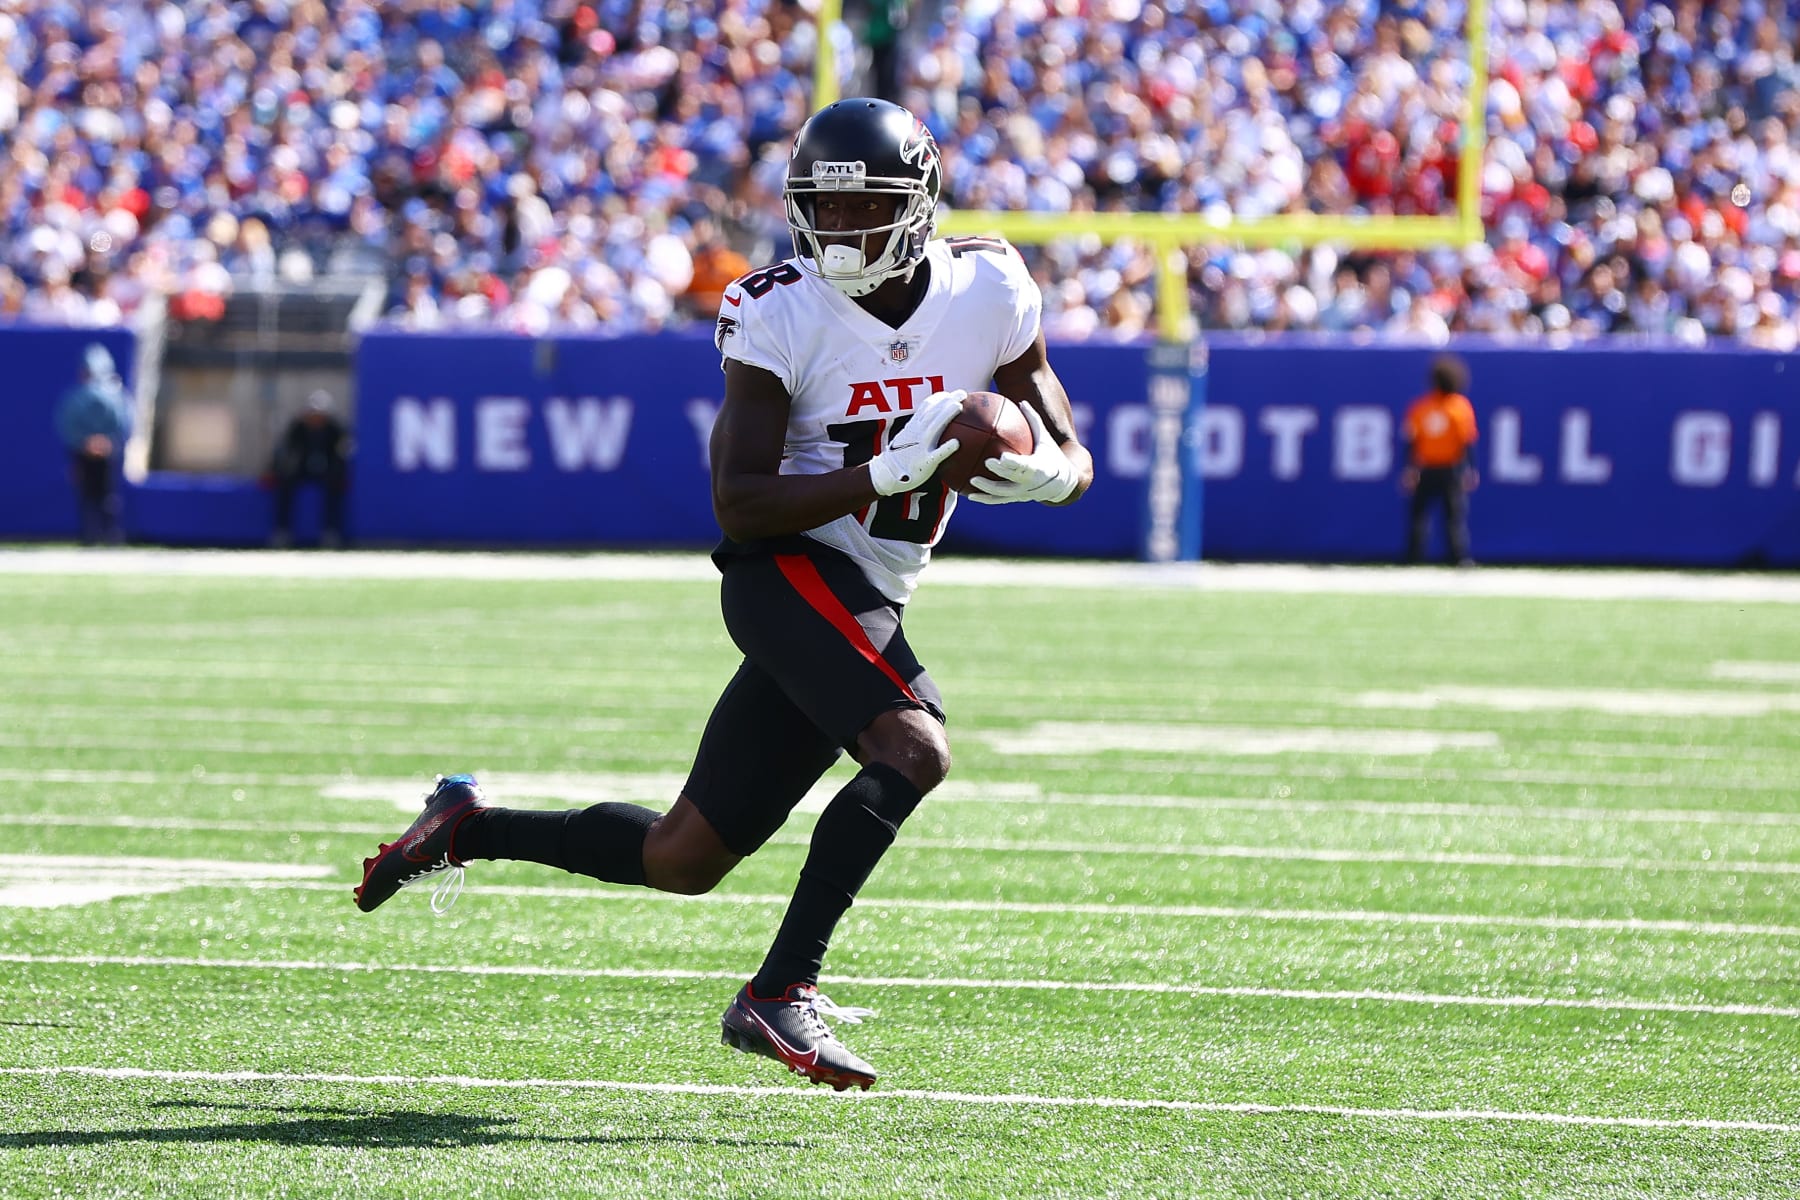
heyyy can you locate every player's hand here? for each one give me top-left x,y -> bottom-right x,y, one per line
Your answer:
867,389 -> 965,496
966,404 -> 1078,505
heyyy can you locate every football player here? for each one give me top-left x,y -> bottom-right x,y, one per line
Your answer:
354,98 -> 1093,1091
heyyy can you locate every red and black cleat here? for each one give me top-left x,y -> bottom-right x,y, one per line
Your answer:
721,982 -> 878,1091
353,774 -> 487,913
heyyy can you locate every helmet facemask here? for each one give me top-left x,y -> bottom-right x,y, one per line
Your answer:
785,164 -> 936,298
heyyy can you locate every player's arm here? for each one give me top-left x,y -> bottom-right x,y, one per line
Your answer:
984,329 -> 1095,506
710,359 -> 962,541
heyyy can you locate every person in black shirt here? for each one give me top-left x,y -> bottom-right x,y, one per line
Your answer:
268,390 -> 351,548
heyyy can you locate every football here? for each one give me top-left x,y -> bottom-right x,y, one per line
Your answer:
931,390 -> 1035,495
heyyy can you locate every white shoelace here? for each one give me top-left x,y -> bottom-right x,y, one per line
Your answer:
391,854 -> 464,915
428,864 -> 465,915
802,990 -> 876,1036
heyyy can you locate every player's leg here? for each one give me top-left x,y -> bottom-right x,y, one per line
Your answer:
356,656 -> 839,911
654,655 -> 846,892
353,577 -> 845,914
717,546 -> 947,1089
750,705 -> 944,998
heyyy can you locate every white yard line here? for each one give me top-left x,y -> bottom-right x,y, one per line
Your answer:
1711,661 -> 1800,683
1353,686 -> 1800,718
976,723 -> 1501,756
1,813 -> 1790,875
5,753 -> 1791,797
233,881 -> 1800,938
1009,757 -> 1800,791
1,1065 -> 1793,1135
1,952 -> 1791,1021
4,548 -> 1800,603
7,767 -> 1800,826
1027,792 -> 1800,826
10,787 -> 1800,831
839,836 -> 1800,876
0,705 -> 633,733
0,768 -> 330,788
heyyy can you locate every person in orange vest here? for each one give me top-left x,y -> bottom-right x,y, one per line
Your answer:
1401,354 -> 1479,565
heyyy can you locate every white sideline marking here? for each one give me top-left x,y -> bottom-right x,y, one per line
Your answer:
1711,661 -> 1800,683
8,766 -> 1800,827
977,723 -> 1500,757
0,856 -> 330,909
247,882 -> 1800,938
836,836 -> 1800,877
5,548 -> 1800,604
4,1066 -> 1794,1135
0,726 -> 1504,760
1023,792 -> 1800,827
322,772 -> 692,813
319,772 -> 1044,815
0,704 -> 631,734
0,768 -> 329,788
4,817 -> 1788,878
0,815 -> 404,836
3,952 -> 1793,1021
9,759 -> 1788,794
1012,757 -> 1800,792
1355,686 -> 1800,718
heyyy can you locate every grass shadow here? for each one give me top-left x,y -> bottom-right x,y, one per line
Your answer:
2,1105 -> 805,1150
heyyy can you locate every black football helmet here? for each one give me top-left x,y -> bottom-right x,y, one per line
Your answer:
785,98 -> 942,298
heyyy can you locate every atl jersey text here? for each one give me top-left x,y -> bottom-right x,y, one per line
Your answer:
716,237 -> 1040,603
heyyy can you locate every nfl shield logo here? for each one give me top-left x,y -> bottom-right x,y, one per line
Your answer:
888,338 -> 910,364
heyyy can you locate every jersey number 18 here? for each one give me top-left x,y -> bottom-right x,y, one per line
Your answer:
829,414 -> 950,543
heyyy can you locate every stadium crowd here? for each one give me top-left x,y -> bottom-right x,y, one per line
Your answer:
1,0 -> 1798,347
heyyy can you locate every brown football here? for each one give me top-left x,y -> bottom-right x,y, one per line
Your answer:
932,390 -> 1034,495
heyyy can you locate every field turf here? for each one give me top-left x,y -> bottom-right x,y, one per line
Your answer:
0,550 -> 1795,1199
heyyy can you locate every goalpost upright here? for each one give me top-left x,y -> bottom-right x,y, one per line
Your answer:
815,0 -> 1491,560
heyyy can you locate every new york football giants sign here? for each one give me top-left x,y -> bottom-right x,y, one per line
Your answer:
347,329 -> 1800,566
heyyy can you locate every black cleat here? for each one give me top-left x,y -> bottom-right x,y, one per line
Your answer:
721,982 -> 878,1091
353,774 -> 488,914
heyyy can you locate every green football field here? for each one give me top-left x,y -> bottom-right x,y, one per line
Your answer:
1,550 -> 1796,1199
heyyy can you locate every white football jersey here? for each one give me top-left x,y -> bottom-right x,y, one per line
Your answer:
715,236 -> 1041,604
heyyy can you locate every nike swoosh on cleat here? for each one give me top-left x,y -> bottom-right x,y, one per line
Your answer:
739,1004 -> 819,1069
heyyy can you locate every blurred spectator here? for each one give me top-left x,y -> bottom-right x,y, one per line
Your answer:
266,390 -> 351,550
682,217 -> 753,319
914,0 -> 1800,348
1401,353 -> 1479,566
0,1 -> 1796,349
54,342 -> 132,546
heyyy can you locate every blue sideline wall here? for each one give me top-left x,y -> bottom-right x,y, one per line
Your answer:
0,326 -> 139,538
3,325 -> 1797,566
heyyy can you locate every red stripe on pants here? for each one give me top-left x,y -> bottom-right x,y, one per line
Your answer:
773,553 -> 920,704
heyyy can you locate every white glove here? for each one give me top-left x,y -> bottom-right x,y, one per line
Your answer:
966,403 -> 1079,504
867,389 -> 965,496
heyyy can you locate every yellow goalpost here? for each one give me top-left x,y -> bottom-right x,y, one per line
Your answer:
811,0 -> 1491,557
817,0 -> 1488,340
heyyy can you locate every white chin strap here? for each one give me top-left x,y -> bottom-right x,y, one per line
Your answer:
820,244 -> 883,297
